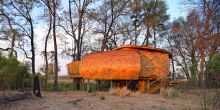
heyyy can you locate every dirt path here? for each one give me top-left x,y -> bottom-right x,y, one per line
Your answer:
0,91 -> 201,110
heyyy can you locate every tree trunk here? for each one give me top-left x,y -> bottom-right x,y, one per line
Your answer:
191,53 -> 197,83
77,9 -> 83,60
10,31 -> 15,58
134,20 -> 137,45
146,27 -> 150,46
52,0 -> 58,90
167,38 -> 175,80
199,45 -> 205,83
30,19 -> 35,77
153,27 -> 156,48
44,15 -> 52,90
101,36 -> 107,51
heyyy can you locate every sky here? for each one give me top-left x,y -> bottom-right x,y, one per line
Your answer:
1,0 -> 189,76
166,0 -> 187,21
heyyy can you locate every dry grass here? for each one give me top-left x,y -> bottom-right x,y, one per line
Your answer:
130,91 -> 141,97
119,87 -> 131,97
108,87 -> 120,95
160,87 -> 178,98
160,87 -> 168,97
109,87 -> 140,97
48,76 -> 73,84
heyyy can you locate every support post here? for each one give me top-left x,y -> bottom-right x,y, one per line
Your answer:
72,78 -> 75,90
147,80 -> 150,92
87,79 -> 90,92
110,80 -> 113,89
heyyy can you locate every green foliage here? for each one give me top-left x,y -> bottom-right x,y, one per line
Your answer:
100,96 -> 105,100
58,83 -> 73,91
46,82 -> 73,91
130,0 -> 169,26
81,82 -> 97,92
141,0 -> 169,26
0,53 -> 31,90
206,54 -> 220,78
98,81 -> 110,89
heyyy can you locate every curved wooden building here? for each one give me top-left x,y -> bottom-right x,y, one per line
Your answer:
80,46 -> 171,80
68,45 -> 171,93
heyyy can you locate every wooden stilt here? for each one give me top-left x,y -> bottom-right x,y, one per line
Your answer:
147,80 -> 150,92
79,78 -> 83,91
72,78 -> 76,90
110,80 -> 113,89
87,79 -> 90,92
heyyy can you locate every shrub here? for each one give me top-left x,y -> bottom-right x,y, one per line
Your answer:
0,53 -> 31,90
206,54 -> 220,79
81,82 -> 97,92
59,83 -> 73,91
167,88 -> 178,98
160,87 -> 179,98
100,96 -> 105,100
98,80 -> 110,90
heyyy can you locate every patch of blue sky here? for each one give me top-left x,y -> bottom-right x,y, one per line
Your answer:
165,0 -> 188,21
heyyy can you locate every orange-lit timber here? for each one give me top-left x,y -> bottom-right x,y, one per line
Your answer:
67,61 -> 81,78
113,46 -> 170,79
80,50 -> 141,80
113,46 -> 171,92
67,45 -> 171,93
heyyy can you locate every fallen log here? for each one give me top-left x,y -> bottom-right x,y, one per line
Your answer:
0,91 -> 31,105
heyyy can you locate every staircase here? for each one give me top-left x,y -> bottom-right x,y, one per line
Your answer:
147,77 -> 164,94
148,80 -> 161,93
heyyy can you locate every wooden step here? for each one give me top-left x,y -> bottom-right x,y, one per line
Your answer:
148,85 -> 160,94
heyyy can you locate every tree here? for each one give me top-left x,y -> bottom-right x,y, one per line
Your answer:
141,0 -> 169,47
2,0 -> 41,79
59,0 -> 93,60
59,0 -> 94,90
40,0 -> 53,89
185,0 -> 220,83
40,51 -> 61,85
159,23 -> 176,80
171,14 -> 201,82
128,0 -> 169,46
206,53 -> 220,80
51,0 -> 59,90
129,0 -> 143,45
92,0 -> 129,51
0,9 -> 16,58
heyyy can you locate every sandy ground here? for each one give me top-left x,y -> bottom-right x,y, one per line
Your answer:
0,90 -> 204,110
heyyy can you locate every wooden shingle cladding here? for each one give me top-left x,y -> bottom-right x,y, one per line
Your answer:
67,61 -> 81,78
80,50 -> 141,80
114,46 -> 170,80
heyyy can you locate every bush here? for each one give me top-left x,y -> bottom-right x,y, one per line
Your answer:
206,54 -> 220,79
98,80 -> 110,90
81,82 -> 97,92
100,96 -> 105,100
0,53 -> 31,90
59,83 -> 73,91
160,87 -> 179,98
